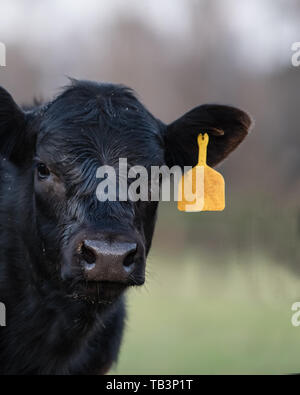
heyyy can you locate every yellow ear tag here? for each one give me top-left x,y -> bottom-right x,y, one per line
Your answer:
177,133 -> 225,212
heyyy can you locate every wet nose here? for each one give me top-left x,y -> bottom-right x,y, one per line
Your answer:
79,238 -> 138,282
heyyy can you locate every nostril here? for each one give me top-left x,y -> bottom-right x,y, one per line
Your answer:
123,249 -> 137,269
79,242 -> 97,268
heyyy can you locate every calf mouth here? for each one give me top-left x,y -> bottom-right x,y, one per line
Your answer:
69,281 -> 128,304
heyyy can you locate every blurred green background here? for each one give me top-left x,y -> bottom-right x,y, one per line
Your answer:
1,0 -> 300,374
114,202 -> 300,375
116,253 -> 300,375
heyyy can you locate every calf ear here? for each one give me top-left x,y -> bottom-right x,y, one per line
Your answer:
164,104 -> 252,168
0,86 -> 30,165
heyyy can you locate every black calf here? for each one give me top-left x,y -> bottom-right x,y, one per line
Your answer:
0,80 -> 251,374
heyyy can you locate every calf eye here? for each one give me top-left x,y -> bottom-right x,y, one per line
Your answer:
37,163 -> 51,179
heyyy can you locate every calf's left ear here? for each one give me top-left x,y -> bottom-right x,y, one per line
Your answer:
0,86 -> 31,165
164,104 -> 252,168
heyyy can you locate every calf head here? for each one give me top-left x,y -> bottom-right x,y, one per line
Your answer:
0,80 -> 251,303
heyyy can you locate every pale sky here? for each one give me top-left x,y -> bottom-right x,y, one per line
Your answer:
0,0 -> 299,72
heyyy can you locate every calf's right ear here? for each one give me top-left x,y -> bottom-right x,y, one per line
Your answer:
0,86 -> 31,165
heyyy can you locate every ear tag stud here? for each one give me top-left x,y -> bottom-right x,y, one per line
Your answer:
177,133 -> 225,212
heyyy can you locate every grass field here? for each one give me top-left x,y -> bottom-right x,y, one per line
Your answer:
114,250 -> 300,375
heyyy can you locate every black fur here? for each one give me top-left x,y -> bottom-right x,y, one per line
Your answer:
0,79 -> 251,374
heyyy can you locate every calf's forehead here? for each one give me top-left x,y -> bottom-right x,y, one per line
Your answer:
36,122 -> 164,167
35,103 -> 164,167
32,81 -> 163,164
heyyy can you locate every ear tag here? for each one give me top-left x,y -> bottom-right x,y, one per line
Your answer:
177,133 -> 225,212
